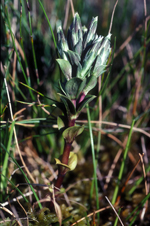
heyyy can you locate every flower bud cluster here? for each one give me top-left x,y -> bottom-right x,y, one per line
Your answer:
56,13 -> 111,119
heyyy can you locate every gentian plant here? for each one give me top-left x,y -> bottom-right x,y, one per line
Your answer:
54,13 -> 111,194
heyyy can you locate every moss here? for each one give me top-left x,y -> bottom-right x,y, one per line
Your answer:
29,207 -> 58,226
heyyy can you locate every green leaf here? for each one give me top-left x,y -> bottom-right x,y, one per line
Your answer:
83,76 -> 97,95
56,59 -> 72,80
65,77 -> 83,99
76,63 -> 82,78
55,152 -> 77,172
80,41 -> 101,78
77,95 -> 96,114
57,116 -> 65,130
74,38 -> 82,56
65,50 -> 80,66
92,65 -> 106,78
76,78 -> 87,98
59,80 -> 66,95
55,158 -> 70,169
62,125 -> 84,143
58,93 -> 76,116
67,152 -> 77,171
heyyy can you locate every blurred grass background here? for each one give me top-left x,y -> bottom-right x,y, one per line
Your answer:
0,0 -> 150,225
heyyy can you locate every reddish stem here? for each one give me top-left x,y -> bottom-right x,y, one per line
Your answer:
61,142 -> 72,167
54,142 -> 72,190
53,121 -> 75,190
50,142 -> 73,209
68,118 -> 76,127
50,98 -> 82,209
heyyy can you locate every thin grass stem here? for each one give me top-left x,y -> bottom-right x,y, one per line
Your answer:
1,120 -> 15,191
129,165 -> 150,195
1,174 -> 28,203
37,0 -> 57,49
112,119 -> 135,205
87,105 -> 100,223
25,0 -> 39,85
19,0 -> 31,86
4,4 -> 35,100
1,143 -> 42,209
127,193 -> 150,225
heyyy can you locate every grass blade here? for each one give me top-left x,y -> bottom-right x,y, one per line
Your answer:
37,0 -> 57,49
4,4 -> 35,101
1,143 -> 42,209
25,0 -> 40,85
111,119 -> 135,205
87,105 -> 100,222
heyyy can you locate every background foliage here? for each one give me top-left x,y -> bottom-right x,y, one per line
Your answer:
0,0 -> 150,225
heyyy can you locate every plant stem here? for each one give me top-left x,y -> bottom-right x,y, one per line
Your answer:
51,97 -> 83,207
61,142 -> 72,167
53,118 -> 75,193
54,142 -> 72,188
50,141 -> 73,209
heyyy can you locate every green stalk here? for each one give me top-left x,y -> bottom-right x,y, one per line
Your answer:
114,208 -> 121,226
112,119 -> 135,205
129,165 -> 150,195
37,0 -> 57,49
1,174 -> 28,203
4,4 -> 35,101
25,0 -> 39,85
103,38 -> 150,102
87,105 -> 100,222
19,0 -> 31,86
8,73 -> 27,100
112,109 -> 150,205
1,143 -> 42,209
1,120 -> 15,193
1,50 -> 14,192
127,193 -> 150,225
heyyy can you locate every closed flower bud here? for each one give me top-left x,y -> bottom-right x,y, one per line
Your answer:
83,16 -> 98,50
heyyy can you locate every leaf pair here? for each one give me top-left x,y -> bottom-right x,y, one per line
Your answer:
55,151 -> 78,173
